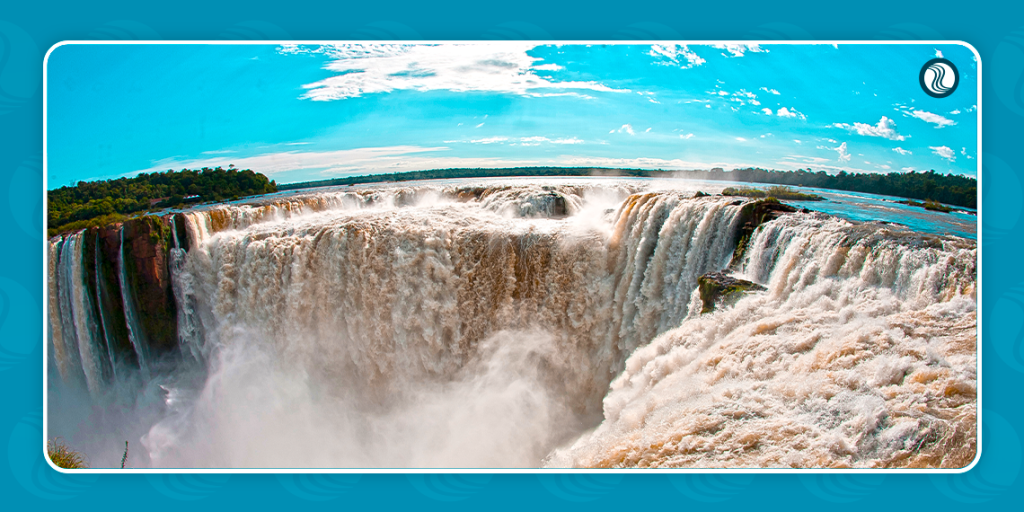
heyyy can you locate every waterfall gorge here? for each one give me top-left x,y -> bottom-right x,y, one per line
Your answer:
46,180 -> 977,468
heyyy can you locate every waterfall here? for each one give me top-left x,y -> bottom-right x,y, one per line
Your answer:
47,238 -> 73,382
93,232 -> 119,383
46,181 -> 976,468
63,232 -> 104,396
118,229 -> 150,380
547,210 -> 977,469
169,215 -> 204,364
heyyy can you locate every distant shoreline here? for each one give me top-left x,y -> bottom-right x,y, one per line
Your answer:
276,166 -> 978,209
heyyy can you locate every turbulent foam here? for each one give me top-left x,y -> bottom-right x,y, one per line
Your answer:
545,212 -> 977,469
47,181 -> 977,468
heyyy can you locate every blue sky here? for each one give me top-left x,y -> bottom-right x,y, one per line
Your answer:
46,43 -> 978,188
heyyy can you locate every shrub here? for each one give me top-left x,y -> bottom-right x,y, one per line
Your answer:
47,438 -> 88,469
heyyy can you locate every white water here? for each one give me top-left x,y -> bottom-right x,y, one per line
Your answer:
65,232 -> 103,397
547,212 -> 976,468
47,180 -> 977,468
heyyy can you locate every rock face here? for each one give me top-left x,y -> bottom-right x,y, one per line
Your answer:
697,271 -> 766,314
120,216 -> 178,354
90,223 -> 136,366
729,199 -> 798,267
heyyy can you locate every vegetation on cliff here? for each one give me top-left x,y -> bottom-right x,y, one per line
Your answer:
899,198 -> 954,213
48,167 -> 277,236
721,185 -> 824,201
698,272 -> 767,314
729,198 -> 800,268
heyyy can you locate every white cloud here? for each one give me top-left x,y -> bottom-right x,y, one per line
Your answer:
759,87 -> 780,95
892,147 -> 912,155
648,44 -> 706,68
781,155 -> 830,164
906,109 -> 956,128
930,145 -> 956,162
794,140 -> 802,144
645,127 -> 652,133
454,135 -> 585,146
532,63 -> 563,71
475,123 -> 485,128
550,137 -> 584,144
950,109 -> 961,115
961,147 -> 974,159
616,124 -> 636,135
735,137 -> 747,142
469,137 -> 508,144
760,133 -> 773,138
282,43 -> 629,101
831,116 -> 905,141
776,107 -> 806,120
711,44 -> 765,57
761,108 -> 773,115
834,142 -> 851,162
680,133 -> 694,139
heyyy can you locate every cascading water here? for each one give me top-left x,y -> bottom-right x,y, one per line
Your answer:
118,230 -> 150,380
546,211 -> 977,469
93,232 -> 119,383
64,232 -> 104,397
46,180 -> 977,468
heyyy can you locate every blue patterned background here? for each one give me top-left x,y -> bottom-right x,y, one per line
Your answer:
2,0 -> 1021,508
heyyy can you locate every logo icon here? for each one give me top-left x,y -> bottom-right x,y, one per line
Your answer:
919,58 -> 959,98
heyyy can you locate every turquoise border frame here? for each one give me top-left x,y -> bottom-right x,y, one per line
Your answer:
2,0 -> 1021,507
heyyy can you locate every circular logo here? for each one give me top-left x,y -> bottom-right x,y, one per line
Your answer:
920,58 -> 959,98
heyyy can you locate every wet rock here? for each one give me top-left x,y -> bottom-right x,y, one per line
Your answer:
729,199 -> 799,268
698,272 -> 766,314
120,216 -> 178,354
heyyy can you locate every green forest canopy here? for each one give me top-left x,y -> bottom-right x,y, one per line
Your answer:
48,167 -> 277,235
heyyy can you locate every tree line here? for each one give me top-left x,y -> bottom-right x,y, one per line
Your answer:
279,166 -> 977,209
48,167 -> 277,236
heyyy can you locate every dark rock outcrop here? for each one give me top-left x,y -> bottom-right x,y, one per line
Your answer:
120,216 -> 178,354
697,272 -> 766,314
729,199 -> 798,268
89,224 -> 136,369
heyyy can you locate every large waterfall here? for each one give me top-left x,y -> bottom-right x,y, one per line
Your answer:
46,180 -> 977,469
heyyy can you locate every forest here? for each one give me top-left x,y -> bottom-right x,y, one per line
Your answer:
48,167 -> 277,236
279,166 -> 977,209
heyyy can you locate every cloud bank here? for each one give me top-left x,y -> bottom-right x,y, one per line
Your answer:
279,44 -> 629,101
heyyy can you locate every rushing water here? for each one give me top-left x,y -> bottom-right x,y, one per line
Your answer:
46,178 -> 977,468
